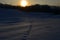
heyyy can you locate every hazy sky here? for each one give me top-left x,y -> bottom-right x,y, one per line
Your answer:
0,0 -> 60,6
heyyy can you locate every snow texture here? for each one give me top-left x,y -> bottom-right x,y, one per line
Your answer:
0,8 -> 60,40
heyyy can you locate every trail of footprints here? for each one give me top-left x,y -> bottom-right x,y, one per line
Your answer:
0,23 -> 40,40
0,21 -> 59,40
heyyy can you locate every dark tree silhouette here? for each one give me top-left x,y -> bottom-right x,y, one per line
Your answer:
0,3 -> 60,14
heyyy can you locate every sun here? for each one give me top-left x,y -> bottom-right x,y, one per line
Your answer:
20,0 -> 28,7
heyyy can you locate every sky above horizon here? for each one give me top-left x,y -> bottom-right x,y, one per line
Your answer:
0,0 -> 60,6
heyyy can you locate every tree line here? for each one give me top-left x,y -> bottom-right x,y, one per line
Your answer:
0,3 -> 60,14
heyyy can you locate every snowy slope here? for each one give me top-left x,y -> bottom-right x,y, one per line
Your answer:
0,8 -> 60,40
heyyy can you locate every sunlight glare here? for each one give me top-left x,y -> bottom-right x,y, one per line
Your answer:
20,0 -> 28,7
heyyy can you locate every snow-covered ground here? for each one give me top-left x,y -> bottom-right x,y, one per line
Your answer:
0,8 -> 60,40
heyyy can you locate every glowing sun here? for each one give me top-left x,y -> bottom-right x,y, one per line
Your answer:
20,0 -> 28,7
